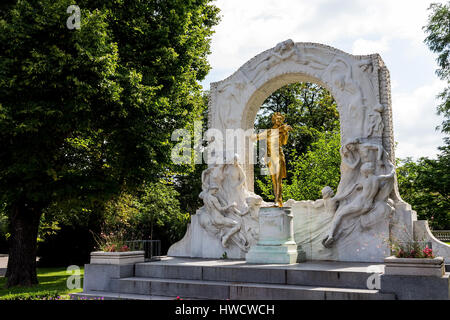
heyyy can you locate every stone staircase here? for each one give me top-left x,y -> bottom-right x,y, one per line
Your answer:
72,257 -> 396,300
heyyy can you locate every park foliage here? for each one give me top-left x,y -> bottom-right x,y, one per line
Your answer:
0,0 -> 449,291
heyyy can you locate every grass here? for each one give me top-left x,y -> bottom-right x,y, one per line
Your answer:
0,267 -> 84,300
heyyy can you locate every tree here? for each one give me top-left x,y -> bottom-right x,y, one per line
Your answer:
0,0 -> 219,287
132,181 -> 189,252
255,82 -> 339,160
174,92 -> 210,216
256,127 -> 341,202
424,2 -> 450,133
254,82 -> 340,200
397,149 -> 450,230
399,2 -> 450,229
284,128 -> 341,201
90,181 -> 189,255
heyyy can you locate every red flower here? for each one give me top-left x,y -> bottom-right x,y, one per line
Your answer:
422,247 -> 434,258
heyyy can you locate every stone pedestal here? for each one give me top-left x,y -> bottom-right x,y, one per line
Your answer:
90,251 -> 145,265
384,256 -> 445,277
246,207 -> 301,264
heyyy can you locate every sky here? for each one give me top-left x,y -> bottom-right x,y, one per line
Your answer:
200,0 -> 447,160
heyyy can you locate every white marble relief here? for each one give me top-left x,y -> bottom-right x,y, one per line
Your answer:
169,41 -> 425,263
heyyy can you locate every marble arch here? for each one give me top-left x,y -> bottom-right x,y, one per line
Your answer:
208,40 -> 395,194
169,40 -> 426,262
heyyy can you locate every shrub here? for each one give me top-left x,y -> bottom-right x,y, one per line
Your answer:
391,241 -> 435,259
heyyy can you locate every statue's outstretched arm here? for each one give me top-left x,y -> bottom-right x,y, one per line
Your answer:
333,183 -> 360,201
378,165 -> 396,181
207,195 -> 227,212
231,206 -> 247,216
252,129 -> 267,141
312,199 -> 325,208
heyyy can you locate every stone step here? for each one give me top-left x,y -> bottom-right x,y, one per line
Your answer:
112,277 -> 395,300
135,260 -> 381,289
70,291 -> 179,300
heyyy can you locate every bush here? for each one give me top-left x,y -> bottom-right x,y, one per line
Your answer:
37,224 -> 96,267
1,291 -> 63,300
37,181 -> 189,264
390,241 -> 435,259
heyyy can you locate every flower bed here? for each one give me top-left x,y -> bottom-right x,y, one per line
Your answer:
391,241 -> 434,259
385,241 -> 444,277
384,256 -> 445,277
90,251 -> 145,265
94,232 -> 131,253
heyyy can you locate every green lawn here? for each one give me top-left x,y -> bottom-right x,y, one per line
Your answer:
0,267 -> 84,300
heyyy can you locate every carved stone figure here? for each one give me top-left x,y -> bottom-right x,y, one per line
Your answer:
228,194 -> 263,251
222,154 -> 248,213
366,103 -> 385,137
322,161 -> 396,248
252,112 -> 292,207
340,140 -> 361,169
325,57 -> 353,92
248,39 -> 299,82
360,159 -> 396,229
196,152 -> 264,252
313,186 -> 338,215
198,186 -> 241,248
169,41 -> 419,263
217,81 -> 246,128
202,161 -> 226,203
357,59 -> 374,73
337,139 -> 384,198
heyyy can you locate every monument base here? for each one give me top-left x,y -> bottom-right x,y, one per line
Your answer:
246,206 -> 301,264
287,199 -> 391,262
72,257 -> 450,300
246,242 -> 300,264
168,214 -> 245,259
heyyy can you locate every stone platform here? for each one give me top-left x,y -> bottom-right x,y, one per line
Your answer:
72,256 -> 450,300
72,257 -> 404,300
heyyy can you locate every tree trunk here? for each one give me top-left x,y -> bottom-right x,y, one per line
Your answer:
6,202 -> 43,288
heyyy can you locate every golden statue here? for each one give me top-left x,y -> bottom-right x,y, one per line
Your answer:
253,112 -> 292,207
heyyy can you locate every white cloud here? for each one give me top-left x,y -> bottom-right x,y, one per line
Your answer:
352,37 -> 390,55
392,80 -> 446,159
208,0 -> 318,73
207,0 -> 441,73
202,0 -> 448,158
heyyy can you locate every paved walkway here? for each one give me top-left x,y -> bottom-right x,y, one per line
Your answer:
0,255 -> 7,277
144,256 -> 386,272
